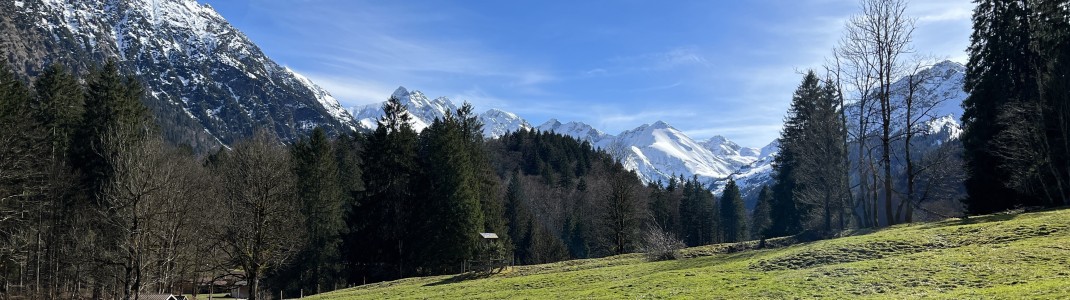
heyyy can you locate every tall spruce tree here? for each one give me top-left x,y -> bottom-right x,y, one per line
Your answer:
796,77 -> 849,231
770,72 -> 822,236
416,111 -> 484,272
457,103 -> 508,258
961,0 -> 1034,214
350,95 -> 419,280
70,61 -> 150,200
32,64 -> 84,161
284,127 -> 345,293
0,60 -> 47,287
718,179 -> 746,243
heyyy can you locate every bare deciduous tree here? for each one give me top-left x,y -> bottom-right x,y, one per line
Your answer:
212,131 -> 305,300
838,0 -> 915,226
96,127 -> 213,299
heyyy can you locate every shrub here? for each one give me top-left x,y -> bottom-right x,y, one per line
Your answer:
639,226 -> 686,261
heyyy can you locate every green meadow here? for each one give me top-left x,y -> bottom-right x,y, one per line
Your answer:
310,209 -> 1070,299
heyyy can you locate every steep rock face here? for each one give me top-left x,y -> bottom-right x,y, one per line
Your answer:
0,0 -> 356,151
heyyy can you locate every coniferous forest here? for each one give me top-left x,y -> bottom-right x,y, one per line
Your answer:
1,0 -> 1068,299
0,61 -> 751,299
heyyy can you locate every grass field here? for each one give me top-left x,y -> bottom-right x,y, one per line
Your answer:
310,209 -> 1070,299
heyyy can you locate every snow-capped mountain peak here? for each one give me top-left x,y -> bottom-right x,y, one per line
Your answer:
537,119 -> 611,144
354,86 -> 531,138
480,108 -> 531,138
5,0 -> 358,150
354,86 -> 457,132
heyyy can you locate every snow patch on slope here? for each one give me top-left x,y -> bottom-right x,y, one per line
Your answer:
286,67 -> 356,129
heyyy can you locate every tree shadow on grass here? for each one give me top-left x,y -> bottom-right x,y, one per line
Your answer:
424,269 -> 502,287
916,212 -> 1020,229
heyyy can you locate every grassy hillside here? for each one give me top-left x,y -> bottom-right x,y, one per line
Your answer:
311,209 -> 1070,299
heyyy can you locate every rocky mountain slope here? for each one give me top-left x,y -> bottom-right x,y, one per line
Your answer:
0,0 -> 357,151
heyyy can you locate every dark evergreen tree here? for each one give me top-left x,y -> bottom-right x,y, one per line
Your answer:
961,0 -> 1034,214
0,60 -> 48,286
415,111 -> 484,273
719,179 -> 746,243
679,177 -> 715,246
457,103 -> 509,259
32,64 -> 84,160
336,132 -> 366,283
1024,0 -> 1070,206
751,185 -> 773,240
348,96 -> 419,281
70,61 -> 150,200
796,77 -> 850,231
770,72 -> 821,236
278,127 -> 345,293
647,182 -> 678,235
505,170 -> 534,264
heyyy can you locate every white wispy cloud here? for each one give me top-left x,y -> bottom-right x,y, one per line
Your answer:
298,72 -> 398,106
245,0 -> 557,107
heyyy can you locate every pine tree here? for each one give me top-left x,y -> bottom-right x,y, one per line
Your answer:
1026,0 -> 1070,206
718,179 -> 746,243
32,63 -> 84,160
751,185 -> 773,240
770,72 -> 821,237
0,60 -> 48,286
961,0 -> 1034,214
349,95 -> 419,280
71,61 -> 150,199
505,170 -> 533,264
679,177 -> 714,246
457,103 -> 508,257
416,111 -> 484,272
285,127 -> 345,293
336,132 -> 366,283
795,77 -> 849,231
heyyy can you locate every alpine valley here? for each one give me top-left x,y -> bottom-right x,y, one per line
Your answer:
352,57 -> 968,204
2,0 -> 967,202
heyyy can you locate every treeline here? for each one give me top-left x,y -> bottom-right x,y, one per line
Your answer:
0,61 -> 753,299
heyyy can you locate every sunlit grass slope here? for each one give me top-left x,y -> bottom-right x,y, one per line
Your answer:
311,209 -> 1070,299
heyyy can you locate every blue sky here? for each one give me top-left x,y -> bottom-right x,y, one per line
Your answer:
202,0 -> 973,148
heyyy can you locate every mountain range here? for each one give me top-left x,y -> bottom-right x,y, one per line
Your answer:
353,60 -> 969,204
2,0 -> 968,204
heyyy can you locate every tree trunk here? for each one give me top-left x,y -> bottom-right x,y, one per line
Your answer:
249,271 -> 259,300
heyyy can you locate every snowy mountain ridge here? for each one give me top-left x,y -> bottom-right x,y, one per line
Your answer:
351,86 -> 776,194
349,61 -> 967,205
352,87 -> 532,138
2,0 -> 358,150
